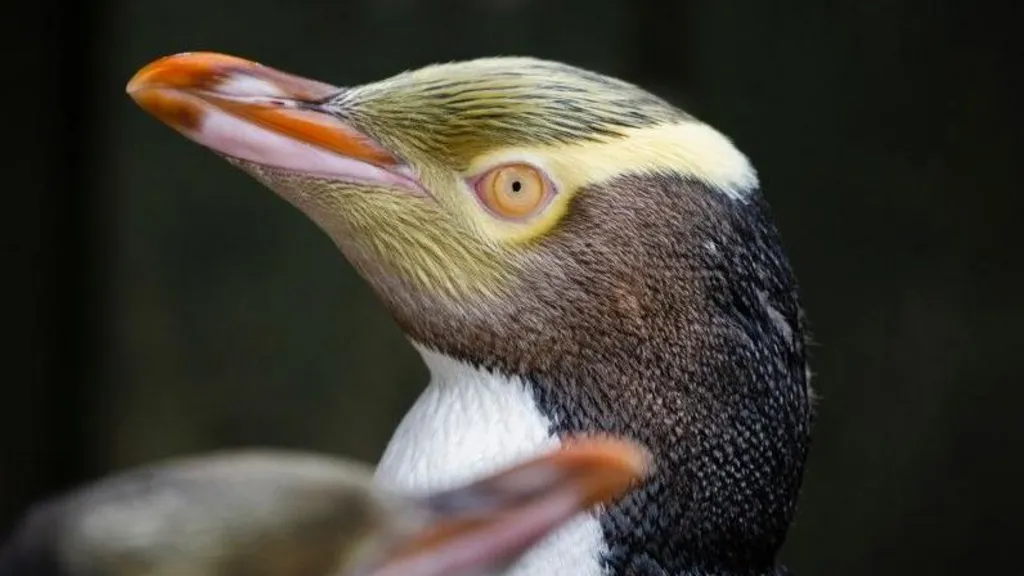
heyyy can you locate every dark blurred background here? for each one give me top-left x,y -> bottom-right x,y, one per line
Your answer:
3,1 -> 1020,574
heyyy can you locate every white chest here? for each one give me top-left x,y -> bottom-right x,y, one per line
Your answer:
373,344 -> 607,576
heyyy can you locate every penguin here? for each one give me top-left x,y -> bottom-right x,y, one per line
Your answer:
125,52 -> 813,575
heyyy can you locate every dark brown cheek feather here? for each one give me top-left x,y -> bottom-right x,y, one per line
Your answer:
387,172 -> 811,576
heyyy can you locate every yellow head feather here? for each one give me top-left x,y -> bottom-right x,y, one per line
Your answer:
239,57 -> 757,300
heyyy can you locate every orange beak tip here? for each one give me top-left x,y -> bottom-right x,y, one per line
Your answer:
565,435 -> 653,480
569,436 -> 653,509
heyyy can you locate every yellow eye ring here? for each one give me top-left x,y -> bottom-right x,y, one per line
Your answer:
474,163 -> 553,220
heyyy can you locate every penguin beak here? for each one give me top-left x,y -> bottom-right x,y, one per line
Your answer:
125,52 -> 420,192
363,437 -> 651,576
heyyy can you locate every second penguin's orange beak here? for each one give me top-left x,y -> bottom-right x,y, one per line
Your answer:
364,436 -> 652,576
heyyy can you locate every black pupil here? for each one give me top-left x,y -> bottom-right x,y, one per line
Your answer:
511,180 -> 522,193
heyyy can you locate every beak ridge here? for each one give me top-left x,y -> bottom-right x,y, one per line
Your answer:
126,51 -> 339,103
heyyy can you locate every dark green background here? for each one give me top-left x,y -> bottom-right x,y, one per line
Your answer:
5,1 -> 1020,574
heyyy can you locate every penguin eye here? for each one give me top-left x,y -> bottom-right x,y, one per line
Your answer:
474,163 -> 553,220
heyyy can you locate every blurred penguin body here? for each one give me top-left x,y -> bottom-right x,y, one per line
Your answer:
0,440 -> 648,576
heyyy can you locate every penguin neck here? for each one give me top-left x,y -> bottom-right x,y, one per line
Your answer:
373,343 -> 560,492
373,343 -> 609,576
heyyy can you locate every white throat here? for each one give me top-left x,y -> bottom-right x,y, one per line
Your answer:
373,343 -> 607,576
